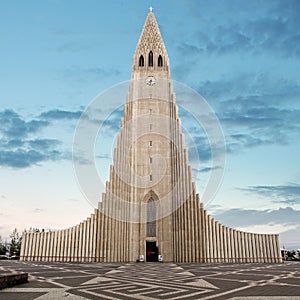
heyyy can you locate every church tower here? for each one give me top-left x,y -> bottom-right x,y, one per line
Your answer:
20,10 -> 282,263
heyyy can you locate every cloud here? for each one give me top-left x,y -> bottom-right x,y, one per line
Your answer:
211,206 -> 300,228
191,76 -> 300,153
39,109 -> 82,121
182,0 -> 300,59
0,108 -> 81,168
239,184 -> 300,205
0,109 -> 49,139
0,148 -> 62,168
279,228 -> 300,249
193,166 -> 222,174
96,154 -> 112,160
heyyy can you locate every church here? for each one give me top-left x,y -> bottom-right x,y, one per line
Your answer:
20,10 -> 281,263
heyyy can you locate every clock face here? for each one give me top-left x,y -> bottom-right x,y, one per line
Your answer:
146,76 -> 156,86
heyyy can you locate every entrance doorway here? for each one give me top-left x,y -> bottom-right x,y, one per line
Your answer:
146,241 -> 158,262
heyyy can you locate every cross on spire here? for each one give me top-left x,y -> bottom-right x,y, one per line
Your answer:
149,6 -> 154,12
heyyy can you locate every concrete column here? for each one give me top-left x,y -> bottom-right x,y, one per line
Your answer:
87,217 -> 92,262
26,233 -> 32,261
211,218 -> 216,262
48,232 -> 53,262
238,231 -> 243,263
257,233 -> 262,263
63,229 -> 68,262
74,225 -> 79,262
53,231 -> 59,262
264,235 -> 270,263
274,234 -> 281,263
215,221 -> 220,262
247,233 -> 253,263
66,228 -> 71,262
264,234 -> 269,263
203,209 -> 208,263
92,213 -> 97,262
219,224 -> 224,262
44,232 -> 49,261
32,232 -> 38,261
70,226 -> 76,262
223,226 -> 228,263
39,232 -> 44,261
97,210 -> 103,262
253,234 -> 258,262
241,231 -> 246,263
20,233 -> 27,261
82,221 -> 87,262
192,190 -> 199,262
260,234 -> 268,263
79,223 -> 84,262
269,234 -> 275,263
233,230 -> 238,263
270,234 -> 275,263
207,215 -> 213,263
229,229 -> 234,263
41,232 -> 45,262
35,232 -> 42,261
58,230 -> 63,261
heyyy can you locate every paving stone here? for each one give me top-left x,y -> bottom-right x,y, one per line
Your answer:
0,261 -> 300,299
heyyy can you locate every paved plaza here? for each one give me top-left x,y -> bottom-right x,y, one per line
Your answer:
0,261 -> 300,299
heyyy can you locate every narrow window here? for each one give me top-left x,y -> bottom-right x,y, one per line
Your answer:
158,55 -> 163,67
150,174 -> 153,181
139,55 -> 144,67
148,51 -> 153,67
149,108 -> 152,114
147,198 -> 156,237
150,157 -> 152,164
149,141 -> 152,146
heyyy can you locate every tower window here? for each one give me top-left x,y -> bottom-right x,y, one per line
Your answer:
149,108 -> 152,114
147,198 -> 156,237
158,55 -> 163,67
148,51 -> 153,67
149,141 -> 152,146
139,55 -> 144,67
150,157 -> 152,163
150,174 -> 153,181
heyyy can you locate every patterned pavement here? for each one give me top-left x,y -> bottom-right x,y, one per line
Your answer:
0,261 -> 300,299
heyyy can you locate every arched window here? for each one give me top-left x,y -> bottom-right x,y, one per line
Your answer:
147,198 -> 156,237
139,55 -> 144,67
158,55 -> 163,67
148,51 -> 153,67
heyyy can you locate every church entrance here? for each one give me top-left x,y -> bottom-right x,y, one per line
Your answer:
146,241 -> 158,262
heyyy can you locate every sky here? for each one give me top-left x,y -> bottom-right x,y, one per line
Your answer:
0,0 -> 300,249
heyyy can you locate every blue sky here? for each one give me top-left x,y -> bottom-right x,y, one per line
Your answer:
0,0 -> 300,249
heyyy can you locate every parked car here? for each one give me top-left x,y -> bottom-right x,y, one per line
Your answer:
0,255 -> 10,260
10,256 -> 19,260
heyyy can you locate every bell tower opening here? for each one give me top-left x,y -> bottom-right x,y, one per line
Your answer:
139,55 -> 144,67
158,55 -> 163,67
148,51 -> 153,67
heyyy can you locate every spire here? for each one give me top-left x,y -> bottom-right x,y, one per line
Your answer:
133,10 -> 169,72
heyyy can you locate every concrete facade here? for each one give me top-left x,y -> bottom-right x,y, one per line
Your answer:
20,11 -> 282,263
